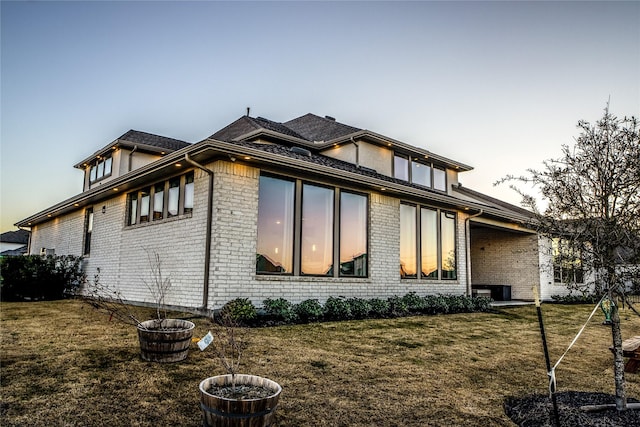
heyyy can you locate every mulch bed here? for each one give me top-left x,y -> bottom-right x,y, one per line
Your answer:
504,391 -> 640,426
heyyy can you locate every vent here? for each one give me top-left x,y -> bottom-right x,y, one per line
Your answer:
324,115 -> 336,121
290,146 -> 312,157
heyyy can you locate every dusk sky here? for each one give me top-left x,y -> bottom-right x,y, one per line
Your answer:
1,1 -> 638,233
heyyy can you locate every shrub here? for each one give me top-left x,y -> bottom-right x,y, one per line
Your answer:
0,255 -> 85,301
550,294 -> 599,304
346,297 -> 371,319
423,295 -> 450,315
220,298 -> 257,324
473,296 -> 493,312
295,299 -> 324,323
402,292 -> 425,313
324,296 -> 352,320
368,298 -> 390,317
387,295 -> 409,317
263,297 -> 297,323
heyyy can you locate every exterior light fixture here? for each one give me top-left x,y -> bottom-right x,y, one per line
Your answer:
243,156 -> 251,160
113,188 -> 118,192
175,163 -> 182,167
102,206 -> 106,214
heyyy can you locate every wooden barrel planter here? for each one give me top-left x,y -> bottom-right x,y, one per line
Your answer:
136,318 -> 195,363
199,374 -> 282,427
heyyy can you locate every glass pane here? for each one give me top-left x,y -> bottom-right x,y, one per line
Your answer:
441,211 -> 457,279
301,183 -> 334,276
394,155 -> 409,181
433,167 -> 446,191
256,176 -> 294,274
421,208 -> 438,278
140,189 -> 150,223
90,166 -> 96,182
168,177 -> 180,217
412,161 -> 431,187
87,211 -> 94,233
340,192 -> 367,277
153,183 -> 164,220
104,157 -> 112,176
97,161 -> 104,179
400,204 -> 417,278
184,173 -> 194,214
129,196 -> 138,225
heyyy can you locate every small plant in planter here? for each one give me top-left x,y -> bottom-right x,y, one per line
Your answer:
198,300 -> 282,427
84,251 -> 195,363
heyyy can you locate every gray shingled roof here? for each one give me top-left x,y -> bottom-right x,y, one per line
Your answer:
118,130 -> 190,151
210,116 -> 306,142
284,113 -> 361,142
0,229 -> 29,244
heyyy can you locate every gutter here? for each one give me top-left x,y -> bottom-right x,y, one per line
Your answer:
128,145 -> 138,172
184,153 -> 214,311
350,137 -> 359,168
465,209 -> 484,296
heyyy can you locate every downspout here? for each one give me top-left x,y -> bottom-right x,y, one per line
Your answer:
184,154 -> 214,311
465,209 -> 483,296
128,145 -> 138,172
350,137 -> 359,168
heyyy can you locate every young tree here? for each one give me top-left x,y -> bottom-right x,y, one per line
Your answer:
500,104 -> 639,411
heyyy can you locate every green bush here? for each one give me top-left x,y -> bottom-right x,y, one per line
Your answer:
550,294 -> 599,304
324,296 -> 352,320
294,299 -> 324,323
220,298 -> 257,324
401,292 -> 425,313
387,295 -> 409,317
472,296 -> 493,312
446,295 -> 475,313
423,295 -> 450,314
346,297 -> 371,319
263,297 -> 297,323
0,255 -> 85,301
368,298 -> 390,317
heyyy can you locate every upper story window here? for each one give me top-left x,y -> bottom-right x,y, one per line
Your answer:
126,171 -> 194,226
256,174 -> 369,278
89,155 -> 113,183
394,153 -> 447,192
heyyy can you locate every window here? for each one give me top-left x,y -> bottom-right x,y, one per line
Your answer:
83,208 -> 93,256
89,155 -> 113,184
393,153 -> 447,192
552,238 -> 584,284
126,171 -> 194,226
256,176 -> 295,274
340,192 -> 368,277
256,174 -> 369,278
400,203 -> 457,280
394,154 -> 409,181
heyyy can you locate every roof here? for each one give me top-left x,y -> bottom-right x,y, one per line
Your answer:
0,229 -> 30,244
284,113 -> 361,142
210,116 -> 306,142
453,185 -> 534,217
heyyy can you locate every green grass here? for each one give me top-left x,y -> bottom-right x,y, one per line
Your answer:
1,300 -> 639,426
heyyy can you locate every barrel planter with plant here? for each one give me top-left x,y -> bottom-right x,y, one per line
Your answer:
199,374 -> 282,427
137,318 -> 195,363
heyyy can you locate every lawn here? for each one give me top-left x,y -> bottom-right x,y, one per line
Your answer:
1,300 -> 639,426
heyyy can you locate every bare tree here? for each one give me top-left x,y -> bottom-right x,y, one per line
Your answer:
499,104 -> 640,411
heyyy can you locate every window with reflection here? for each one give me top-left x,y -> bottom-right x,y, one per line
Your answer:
140,188 -> 150,223
153,183 -> 164,220
400,204 -> 417,278
441,211 -> 457,279
433,167 -> 446,191
412,161 -> 431,187
394,154 -> 409,181
184,172 -> 194,214
126,172 -> 194,227
340,192 -> 368,277
421,208 -> 438,278
256,176 -> 294,274
301,184 -> 334,276
168,177 -> 180,217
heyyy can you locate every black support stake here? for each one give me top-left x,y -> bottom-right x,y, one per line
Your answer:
534,288 -> 560,427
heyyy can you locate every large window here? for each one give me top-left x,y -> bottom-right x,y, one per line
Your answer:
126,171 -> 194,226
393,153 -> 447,192
256,174 -> 368,277
552,238 -> 584,284
83,208 -> 93,256
400,203 -> 457,280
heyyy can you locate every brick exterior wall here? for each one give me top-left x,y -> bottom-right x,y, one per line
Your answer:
28,160 -> 491,310
469,226 -> 540,300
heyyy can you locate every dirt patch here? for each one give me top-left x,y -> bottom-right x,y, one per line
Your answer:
206,385 -> 275,400
504,391 -> 640,426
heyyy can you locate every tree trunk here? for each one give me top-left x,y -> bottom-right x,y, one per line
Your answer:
610,297 -> 627,411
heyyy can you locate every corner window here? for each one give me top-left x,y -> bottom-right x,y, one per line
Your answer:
433,167 -> 446,191
256,174 -> 369,278
400,203 -> 457,280
126,171 -> 194,227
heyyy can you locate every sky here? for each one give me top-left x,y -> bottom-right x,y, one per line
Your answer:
1,0 -> 639,233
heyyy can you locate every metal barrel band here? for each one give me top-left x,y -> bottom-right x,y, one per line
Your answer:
139,336 -> 193,344
200,402 -> 278,419
141,347 -> 190,355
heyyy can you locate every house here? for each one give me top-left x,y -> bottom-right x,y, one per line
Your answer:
16,112 -> 561,311
0,229 -> 30,256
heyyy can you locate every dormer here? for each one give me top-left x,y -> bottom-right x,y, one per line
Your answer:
73,130 -> 190,192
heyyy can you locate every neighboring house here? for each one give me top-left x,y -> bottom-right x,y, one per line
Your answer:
17,113 -> 553,311
0,229 -> 30,256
